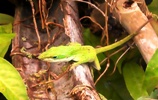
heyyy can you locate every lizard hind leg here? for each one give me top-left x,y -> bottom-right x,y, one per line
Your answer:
69,61 -> 85,71
69,57 -> 94,71
68,57 -> 101,71
94,57 -> 101,70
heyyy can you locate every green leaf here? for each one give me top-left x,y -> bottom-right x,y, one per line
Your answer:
0,33 -> 15,57
150,88 -> 158,99
150,15 -> 158,36
110,51 -> 127,74
0,13 -> 14,24
137,97 -> 157,100
148,0 -> 158,15
0,24 -> 15,57
0,23 -> 13,33
0,57 -> 28,100
144,49 -> 158,93
83,28 -> 101,47
96,71 -> 133,100
123,62 -> 148,100
99,93 -> 107,100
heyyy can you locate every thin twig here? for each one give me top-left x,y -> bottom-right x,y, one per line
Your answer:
101,1 -> 109,45
110,44 -> 131,75
95,18 -> 152,85
29,0 -> 41,49
71,0 -> 106,18
100,45 -> 127,65
80,16 -> 104,30
95,46 -> 127,85
95,60 -> 110,85
46,22 -> 64,28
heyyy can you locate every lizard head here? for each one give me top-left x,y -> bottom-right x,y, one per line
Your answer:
38,46 -> 74,62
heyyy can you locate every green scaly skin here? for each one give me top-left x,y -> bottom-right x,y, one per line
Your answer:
38,34 -> 134,70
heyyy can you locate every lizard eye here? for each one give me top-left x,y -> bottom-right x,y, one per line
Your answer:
52,56 -> 57,59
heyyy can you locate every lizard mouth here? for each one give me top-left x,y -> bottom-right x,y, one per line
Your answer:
41,58 -> 55,62
39,56 -> 75,63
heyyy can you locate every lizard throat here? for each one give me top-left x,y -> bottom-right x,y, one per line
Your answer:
42,57 -> 75,63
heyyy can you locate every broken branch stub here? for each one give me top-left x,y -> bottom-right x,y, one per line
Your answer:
113,0 -> 158,63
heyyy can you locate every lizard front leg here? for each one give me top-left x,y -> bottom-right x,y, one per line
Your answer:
69,61 -> 86,71
94,57 -> 101,70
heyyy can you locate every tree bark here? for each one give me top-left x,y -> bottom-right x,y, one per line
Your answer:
113,0 -> 158,63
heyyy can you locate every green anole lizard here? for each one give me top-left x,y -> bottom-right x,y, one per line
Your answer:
38,33 -> 135,71
38,19 -> 150,71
